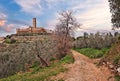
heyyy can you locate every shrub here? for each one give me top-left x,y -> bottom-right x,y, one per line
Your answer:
0,36 -> 56,79
60,54 -> 74,64
114,75 -> 120,81
113,56 -> 120,65
0,42 -> 37,78
5,39 -> 16,44
50,57 -> 56,61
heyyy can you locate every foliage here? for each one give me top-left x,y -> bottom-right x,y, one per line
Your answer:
74,32 -> 119,49
0,42 -> 37,78
104,40 -> 120,65
0,36 -> 56,78
58,79 -> 64,81
0,55 -> 74,81
4,38 -> 16,44
73,48 -> 109,58
108,0 -> 120,29
32,36 -> 56,67
29,61 -> 40,68
113,56 -> 120,65
114,75 -> 120,81
60,54 -> 74,64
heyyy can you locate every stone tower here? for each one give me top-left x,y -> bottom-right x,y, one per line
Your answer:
33,18 -> 36,28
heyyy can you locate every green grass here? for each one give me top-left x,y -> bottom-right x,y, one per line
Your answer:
0,54 -> 74,81
4,38 -> 16,44
114,75 -> 120,81
60,54 -> 74,64
113,56 -> 120,65
73,48 -> 109,58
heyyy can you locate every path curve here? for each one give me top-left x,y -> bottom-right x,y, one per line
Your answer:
51,50 -> 113,81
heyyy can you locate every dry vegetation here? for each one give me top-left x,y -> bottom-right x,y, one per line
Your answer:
0,35 -> 56,78
0,10 -> 78,79
102,40 -> 120,76
74,32 -> 120,49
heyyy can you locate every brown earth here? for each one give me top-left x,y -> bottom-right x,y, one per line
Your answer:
51,50 -> 114,81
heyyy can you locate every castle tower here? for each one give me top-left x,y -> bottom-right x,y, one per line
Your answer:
33,18 -> 36,28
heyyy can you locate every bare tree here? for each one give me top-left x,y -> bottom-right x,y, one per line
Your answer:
55,10 -> 81,59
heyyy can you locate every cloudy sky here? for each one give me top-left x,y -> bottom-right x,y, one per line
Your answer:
0,0 -> 113,36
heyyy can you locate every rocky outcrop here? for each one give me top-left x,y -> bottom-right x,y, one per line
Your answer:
100,58 -> 120,75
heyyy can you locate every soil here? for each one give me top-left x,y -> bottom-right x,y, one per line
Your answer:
51,50 -> 114,81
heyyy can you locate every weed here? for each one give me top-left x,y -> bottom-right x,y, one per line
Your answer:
50,57 -> 56,61
60,54 -> 74,64
114,75 -> 120,81
113,56 -> 120,65
73,48 -> 109,58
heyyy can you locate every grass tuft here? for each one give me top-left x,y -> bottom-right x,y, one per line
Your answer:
60,54 -> 74,64
114,75 -> 120,81
73,48 -> 109,58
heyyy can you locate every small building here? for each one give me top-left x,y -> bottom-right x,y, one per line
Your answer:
16,18 -> 53,35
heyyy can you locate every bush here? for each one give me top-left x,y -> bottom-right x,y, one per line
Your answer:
73,48 -> 109,58
74,32 -> 117,49
60,54 -> 74,64
50,57 -> 56,61
0,36 -> 56,79
113,56 -> 120,65
0,42 -> 37,78
5,39 -> 16,44
114,75 -> 120,81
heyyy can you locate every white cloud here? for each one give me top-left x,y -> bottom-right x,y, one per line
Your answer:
5,24 -> 16,32
45,0 -> 112,33
0,13 -> 7,19
14,0 -> 42,16
73,0 -> 112,32
45,0 -> 66,9
45,0 -> 59,3
46,13 -> 59,30
12,0 -> 113,37
44,0 -> 112,37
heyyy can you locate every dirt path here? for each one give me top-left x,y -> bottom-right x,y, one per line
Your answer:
51,50 -> 114,81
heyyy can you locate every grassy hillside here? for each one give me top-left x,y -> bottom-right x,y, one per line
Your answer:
0,36 -> 56,78
0,54 -> 74,81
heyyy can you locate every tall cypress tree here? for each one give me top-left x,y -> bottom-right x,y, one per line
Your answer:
108,0 -> 120,29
